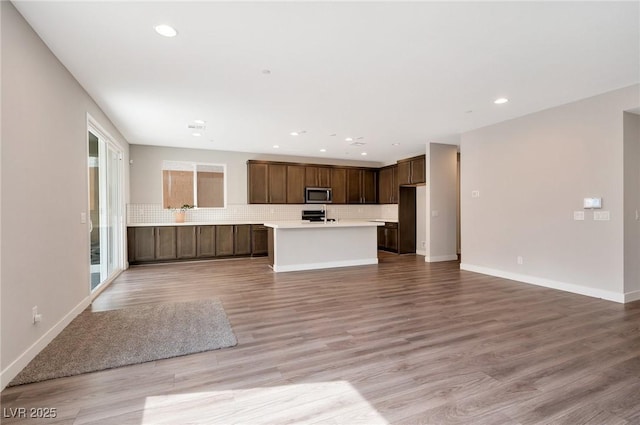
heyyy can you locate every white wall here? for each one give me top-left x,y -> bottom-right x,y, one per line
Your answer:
460,85 -> 639,302
1,2 -> 130,387
624,112 -> 640,300
130,145 -> 382,205
425,143 -> 458,262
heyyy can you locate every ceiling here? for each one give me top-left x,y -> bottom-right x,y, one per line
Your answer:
13,1 -> 640,164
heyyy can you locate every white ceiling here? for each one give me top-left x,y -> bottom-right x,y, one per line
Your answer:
13,1 -> 640,164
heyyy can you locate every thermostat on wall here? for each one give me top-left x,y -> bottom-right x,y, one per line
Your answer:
583,197 -> 602,209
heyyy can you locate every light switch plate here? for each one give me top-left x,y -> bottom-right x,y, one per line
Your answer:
471,190 -> 480,198
80,212 -> 87,224
594,211 -> 610,221
573,211 -> 585,221
583,197 -> 602,209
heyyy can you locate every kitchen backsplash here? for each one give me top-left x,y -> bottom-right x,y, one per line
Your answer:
127,203 -> 398,224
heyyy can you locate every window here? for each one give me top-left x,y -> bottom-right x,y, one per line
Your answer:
162,161 -> 226,208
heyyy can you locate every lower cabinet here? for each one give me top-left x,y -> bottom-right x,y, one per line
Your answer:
196,226 -> 216,258
176,226 -> 196,259
215,225 -> 235,256
128,224 -> 263,264
251,225 -> 268,256
155,227 -> 177,260
377,222 -> 399,253
234,225 -> 252,256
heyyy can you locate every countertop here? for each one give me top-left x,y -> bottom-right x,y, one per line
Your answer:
263,220 -> 385,229
128,219 -> 397,227
127,221 -> 266,227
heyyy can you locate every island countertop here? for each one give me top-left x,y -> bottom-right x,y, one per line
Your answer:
263,220 -> 384,229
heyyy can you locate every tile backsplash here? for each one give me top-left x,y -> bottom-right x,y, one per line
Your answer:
127,203 -> 398,224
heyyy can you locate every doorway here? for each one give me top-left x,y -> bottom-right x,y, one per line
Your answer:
88,125 -> 123,292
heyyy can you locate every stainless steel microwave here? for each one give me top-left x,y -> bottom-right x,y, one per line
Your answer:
305,187 -> 332,204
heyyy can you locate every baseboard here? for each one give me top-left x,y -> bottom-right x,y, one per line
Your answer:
0,296 -> 91,390
425,254 -> 458,263
459,263 -> 625,303
273,258 -> 378,273
625,290 -> 640,303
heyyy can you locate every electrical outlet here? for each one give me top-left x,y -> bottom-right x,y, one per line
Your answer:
517,256 -> 523,265
421,241 -> 426,248
471,190 -> 480,198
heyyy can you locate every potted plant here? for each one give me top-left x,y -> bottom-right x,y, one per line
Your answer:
169,204 -> 194,223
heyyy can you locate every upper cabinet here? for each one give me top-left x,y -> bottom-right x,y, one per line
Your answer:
305,166 -> 331,188
247,161 -> 288,204
397,155 -> 426,186
378,165 -> 399,204
247,160 -> 378,205
286,165 -> 306,204
346,168 -> 377,204
330,167 -> 347,204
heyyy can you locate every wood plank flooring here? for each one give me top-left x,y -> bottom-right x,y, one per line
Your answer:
3,253 -> 640,424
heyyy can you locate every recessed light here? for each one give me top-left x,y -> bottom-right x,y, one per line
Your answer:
345,137 -> 353,142
154,24 -> 178,38
361,152 -> 367,156
329,133 -> 337,137
194,119 -> 206,124
392,143 -> 400,146
262,69 -> 271,75
192,132 -> 202,137
273,145 -> 279,149
465,110 -> 473,114
494,97 -> 509,105
290,132 -> 299,136
320,148 -> 326,152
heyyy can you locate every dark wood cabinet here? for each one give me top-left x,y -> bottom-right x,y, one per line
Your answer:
377,222 -> 399,252
215,225 -> 235,256
331,168 -> 347,204
398,186 -> 417,254
362,169 -> 377,203
347,168 -> 377,204
268,164 -> 287,204
128,224 -> 258,264
155,226 -> 177,260
247,161 -> 287,204
128,227 -> 155,263
378,165 -> 399,204
176,226 -> 196,259
305,166 -> 331,187
247,162 -> 269,204
215,224 -> 252,256
286,165 -> 306,204
196,225 -> 216,258
251,225 -> 268,256
398,155 -> 426,186
248,160 -> 382,205
234,224 -> 252,256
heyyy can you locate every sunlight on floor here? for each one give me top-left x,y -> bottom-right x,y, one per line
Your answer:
141,380 -> 389,424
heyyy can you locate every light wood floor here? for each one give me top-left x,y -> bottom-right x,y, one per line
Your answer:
3,253 -> 640,424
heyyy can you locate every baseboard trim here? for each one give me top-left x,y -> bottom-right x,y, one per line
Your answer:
273,258 -> 378,273
625,290 -> 640,303
0,296 -> 91,390
459,263 -> 625,303
426,254 -> 459,263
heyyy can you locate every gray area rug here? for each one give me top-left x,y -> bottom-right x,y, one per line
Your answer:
10,299 -> 237,386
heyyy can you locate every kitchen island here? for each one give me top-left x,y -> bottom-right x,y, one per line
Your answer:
263,220 -> 383,272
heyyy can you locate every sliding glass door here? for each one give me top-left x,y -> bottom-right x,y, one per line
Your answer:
88,126 -> 123,292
